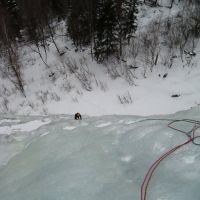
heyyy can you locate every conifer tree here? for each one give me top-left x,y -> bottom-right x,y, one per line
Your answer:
122,0 -> 138,43
67,0 -> 92,47
94,0 -> 118,61
107,0 -> 138,57
0,0 -> 21,39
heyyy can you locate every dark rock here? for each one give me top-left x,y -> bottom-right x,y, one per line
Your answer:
163,73 -> 168,78
121,59 -> 127,63
189,51 -> 196,56
184,50 -> 196,56
129,65 -> 138,70
49,72 -> 55,78
59,52 -> 65,56
171,94 -> 180,98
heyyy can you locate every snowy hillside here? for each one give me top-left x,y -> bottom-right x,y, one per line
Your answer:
0,107 -> 200,200
1,0 -> 200,116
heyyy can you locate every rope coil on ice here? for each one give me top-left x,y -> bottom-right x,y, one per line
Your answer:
140,118 -> 200,200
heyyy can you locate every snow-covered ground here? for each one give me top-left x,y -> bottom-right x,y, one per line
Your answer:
0,0 -> 200,117
0,107 -> 200,200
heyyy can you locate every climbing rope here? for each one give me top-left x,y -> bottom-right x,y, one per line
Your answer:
139,118 -> 200,200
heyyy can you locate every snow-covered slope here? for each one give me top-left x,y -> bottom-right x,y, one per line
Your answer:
0,107 -> 200,200
0,1 -> 200,116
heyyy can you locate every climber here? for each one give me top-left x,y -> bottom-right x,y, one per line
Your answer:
74,113 -> 82,120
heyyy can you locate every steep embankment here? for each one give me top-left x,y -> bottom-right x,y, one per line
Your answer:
0,1 -> 200,116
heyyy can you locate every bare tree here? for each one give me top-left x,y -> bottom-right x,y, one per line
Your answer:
169,0 -> 174,8
0,11 -> 25,97
141,19 -> 161,74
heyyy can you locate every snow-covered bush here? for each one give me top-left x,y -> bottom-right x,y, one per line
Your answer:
61,81 -> 74,93
105,60 -> 121,80
99,81 -> 108,92
117,91 -> 133,104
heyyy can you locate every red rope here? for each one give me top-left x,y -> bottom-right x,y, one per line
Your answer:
140,120 -> 199,200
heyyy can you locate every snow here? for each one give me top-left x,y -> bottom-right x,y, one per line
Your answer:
96,122 -> 112,128
0,108 -> 200,200
0,1 -> 200,117
40,132 -> 49,137
182,156 -> 196,164
3,61 -> 200,116
63,126 -> 76,130
0,2 -> 200,199
0,119 -> 51,135
0,119 -> 21,125
121,156 -> 132,162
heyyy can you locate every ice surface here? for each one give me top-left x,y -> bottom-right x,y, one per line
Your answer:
0,119 -> 51,135
0,108 -> 200,200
